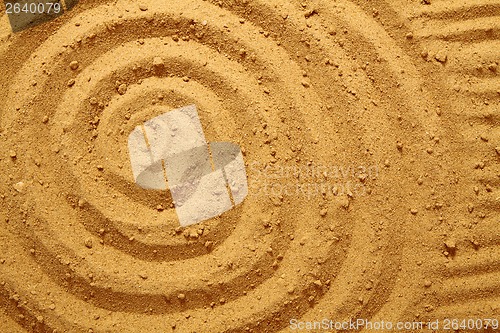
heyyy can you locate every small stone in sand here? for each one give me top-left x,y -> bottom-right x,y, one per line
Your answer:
13,182 -> 25,192
84,238 -> 93,249
69,61 -> 79,70
444,239 -> 456,250
117,84 -> 127,95
152,57 -> 164,68
139,4 -> 148,11
435,51 -> 447,63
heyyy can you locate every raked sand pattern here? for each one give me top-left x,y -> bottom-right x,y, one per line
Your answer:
0,0 -> 498,332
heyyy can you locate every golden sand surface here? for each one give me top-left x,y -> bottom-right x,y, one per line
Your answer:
0,0 -> 498,332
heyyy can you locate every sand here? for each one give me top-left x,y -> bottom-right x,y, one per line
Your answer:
0,0 -> 498,332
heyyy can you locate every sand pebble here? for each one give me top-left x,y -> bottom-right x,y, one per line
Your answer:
84,238 -> 93,249
67,79 -> 75,87
152,57 -> 164,68
139,4 -> 148,11
435,51 -> 447,63
466,203 -> 474,213
358,173 -> 367,182
69,61 -> 79,70
471,239 -> 480,248
177,293 -> 186,300
424,280 -> 432,287
13,182 -> 25,193
117,84 -> 127,95
474,161 -> 485,169
320,208 -> 327,217
9,150 -> 16,158
339,195 -> 350,209
444,239 -> 456,250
